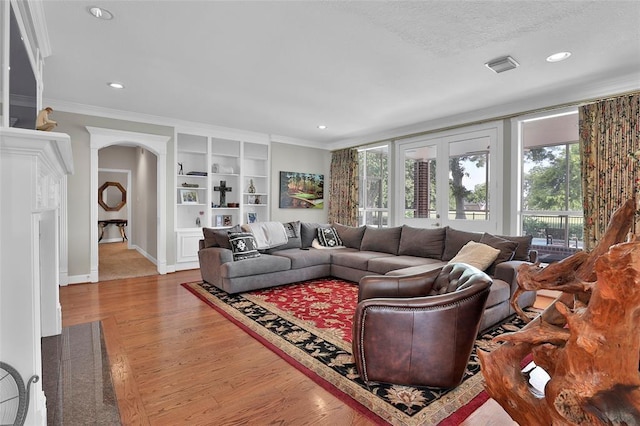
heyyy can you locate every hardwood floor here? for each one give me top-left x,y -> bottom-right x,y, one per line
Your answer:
60,271 -> 374,425
60,271 -> 526,425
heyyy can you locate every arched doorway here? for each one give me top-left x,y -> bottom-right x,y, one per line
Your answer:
87,127 -> 170,283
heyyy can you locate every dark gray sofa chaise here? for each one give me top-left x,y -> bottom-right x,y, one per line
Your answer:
198,222 -> 536,331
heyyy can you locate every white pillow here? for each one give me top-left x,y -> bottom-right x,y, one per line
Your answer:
448,241 -> 500,271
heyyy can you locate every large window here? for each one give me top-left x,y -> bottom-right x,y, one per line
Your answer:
358,145 -> 389,227
448,138 -> 490,221
520,111 -> 583,248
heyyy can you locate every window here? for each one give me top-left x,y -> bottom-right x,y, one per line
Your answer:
448,138 -> 490,221
358,145 -> 389,227
520,111 -> 582,248
404,145 -> 436,219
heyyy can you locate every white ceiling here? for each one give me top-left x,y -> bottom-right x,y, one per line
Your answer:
41,1 -> 640,149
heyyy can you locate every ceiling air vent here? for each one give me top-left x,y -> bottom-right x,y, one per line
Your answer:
485,56 -> 519,73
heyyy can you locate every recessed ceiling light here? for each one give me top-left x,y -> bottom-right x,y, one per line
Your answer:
88,6 -> 113,20
107,82 -> 124,89
317,125 -> 327,130
546,52 -> 571,63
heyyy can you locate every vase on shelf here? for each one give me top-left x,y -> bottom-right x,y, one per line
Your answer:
248,179 -> 256,194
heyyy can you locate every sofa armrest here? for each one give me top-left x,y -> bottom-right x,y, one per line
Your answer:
493,260 -> 537,310
198,247 -> 234,288
358,268 -> 441,302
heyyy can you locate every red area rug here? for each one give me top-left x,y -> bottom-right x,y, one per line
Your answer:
182,278 -> 535,425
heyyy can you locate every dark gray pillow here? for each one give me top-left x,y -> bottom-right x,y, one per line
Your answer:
333,223 -> 366,249
479,233 -> 518,275
442,227 -> 483,261
300,222 -> 330,248
497,234 -> 533,261
212,224 -> 242,249
360,226 -> 402,255
202,227 -> 219,248
228,232 -> 260,261
398,226 -> 446,259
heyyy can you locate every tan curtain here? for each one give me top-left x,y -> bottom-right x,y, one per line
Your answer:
328,148 -> 359,226
580,93 -> 640,250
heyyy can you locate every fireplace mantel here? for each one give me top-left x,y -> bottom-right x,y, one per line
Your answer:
0,127 -> 73,425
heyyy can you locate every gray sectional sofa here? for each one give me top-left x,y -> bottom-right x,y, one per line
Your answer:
198,221 -> 537,331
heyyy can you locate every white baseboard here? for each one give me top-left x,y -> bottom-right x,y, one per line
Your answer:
67,274 -> 93,285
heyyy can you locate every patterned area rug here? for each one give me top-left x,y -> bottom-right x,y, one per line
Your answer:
182,278 -> 536,425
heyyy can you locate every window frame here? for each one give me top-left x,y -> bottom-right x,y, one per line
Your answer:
358,144 -> 391,228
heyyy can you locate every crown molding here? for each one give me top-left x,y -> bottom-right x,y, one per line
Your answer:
45,98 -> 277,144
327,73 -> 640,150
269,134 -> 328,150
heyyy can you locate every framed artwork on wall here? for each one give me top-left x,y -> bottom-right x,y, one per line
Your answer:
247,212 -> 258,224
279,171 -> 324,209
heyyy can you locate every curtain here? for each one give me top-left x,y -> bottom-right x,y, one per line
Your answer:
580,93 -> 640,250
328,148 -> 359,226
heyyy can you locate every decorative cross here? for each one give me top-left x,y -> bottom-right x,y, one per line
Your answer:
214,180 -> 232,206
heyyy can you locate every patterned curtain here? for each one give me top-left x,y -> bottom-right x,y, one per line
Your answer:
580,93 -> 640,250
328,148 -> 359,226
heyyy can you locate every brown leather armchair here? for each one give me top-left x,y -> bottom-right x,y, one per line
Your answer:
352,263 -> 492,388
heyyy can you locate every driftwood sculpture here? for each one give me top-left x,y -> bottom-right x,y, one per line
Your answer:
479,198 -> 640,425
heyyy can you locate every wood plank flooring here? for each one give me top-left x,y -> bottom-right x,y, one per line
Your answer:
60,271 -> 518,425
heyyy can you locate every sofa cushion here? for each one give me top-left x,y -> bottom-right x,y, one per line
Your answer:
317,227 -> 343,247
368,255 -> 441,275
448,241 -> 500,271
442,227 -> 483,261
333,223 -> 366,249
497,234 -> 533,261
300,222 -> 330,248
228,232 -> 261,261
479,233 -> 518,275
271,248 -> 333,269
220,254 -> 291,278
385,261 -> 446,276
263,221 -> 302,252
485,278 -> 511,308
210,225 -> 242,249
202,227 -> 219,248
331,250 -> 394,270
398,226 -> 446,259
360,226 -> 403,255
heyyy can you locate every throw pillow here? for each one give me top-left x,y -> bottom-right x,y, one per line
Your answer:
360,226 -> 403,255
202,227 -> 219,248
300,222 -> 331,248
283,221 -> 300,238
497,234 -> 533,261
316,227 -> 343,247
442,227 -> 483,261
398,226 -> 446,259
212,225 -> 242,249
333,223 -> 366,249
479,233 -> 518,275
448,241 -> 500,271
311,238 -> 346,250
228,232 -> 260,261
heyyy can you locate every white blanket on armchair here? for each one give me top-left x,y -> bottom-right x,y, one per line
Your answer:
242,221 -> 289,249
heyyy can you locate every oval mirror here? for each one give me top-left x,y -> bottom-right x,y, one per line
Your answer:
98,181 -> 126,211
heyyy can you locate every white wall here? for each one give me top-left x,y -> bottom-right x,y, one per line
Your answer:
135,146 -> 158,259
54,111 -> 173,280
270,141 -> 331,224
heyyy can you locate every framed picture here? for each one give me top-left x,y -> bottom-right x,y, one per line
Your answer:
180,189 -> 199,204
247,212 -> 258,224
279,171 -> 324,209
215,215 -> 224,227
223,215 -> 233,226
